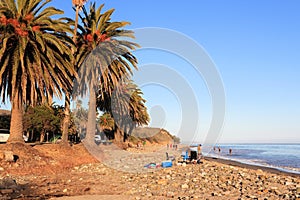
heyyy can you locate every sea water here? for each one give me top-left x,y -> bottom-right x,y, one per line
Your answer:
203,144 -> 300,174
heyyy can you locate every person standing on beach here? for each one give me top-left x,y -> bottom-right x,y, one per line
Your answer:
197,144 -> 202,158
229,148 -> 232,155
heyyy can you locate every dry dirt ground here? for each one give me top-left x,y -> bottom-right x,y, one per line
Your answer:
0,143 -> 127,199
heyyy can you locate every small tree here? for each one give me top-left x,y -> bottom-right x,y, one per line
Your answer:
24,104 -> 61,143
0,114 -> 10,129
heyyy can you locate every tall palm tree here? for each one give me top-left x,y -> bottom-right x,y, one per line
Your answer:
0,0 -> 75,143
74,3 -> 140,144
60,0 -> 88,145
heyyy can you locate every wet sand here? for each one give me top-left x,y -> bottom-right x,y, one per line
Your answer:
204,156 -> 300,177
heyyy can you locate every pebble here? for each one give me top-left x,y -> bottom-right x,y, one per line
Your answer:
0,189 -> 14,194
3,151 -> 14,162
181,183 -> 189,189
296,185 -> 300,194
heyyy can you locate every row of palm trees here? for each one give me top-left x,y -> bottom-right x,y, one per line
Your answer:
0,0 -> 149,144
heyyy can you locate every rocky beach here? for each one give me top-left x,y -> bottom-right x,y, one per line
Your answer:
0,143 -> 299,199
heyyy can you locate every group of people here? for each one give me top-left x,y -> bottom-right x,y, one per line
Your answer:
167,143 -> 178,150
213,146 -> 233,155
181,144 -> 203,164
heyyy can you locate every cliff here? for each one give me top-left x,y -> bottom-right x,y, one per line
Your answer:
130,127 -> 180,145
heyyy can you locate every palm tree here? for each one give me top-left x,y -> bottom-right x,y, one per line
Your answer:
114,80 -> 150,142
74,3 -> 140,144
60,0 -> 89,145
0,0 -> 75,143
99,112 -> 114,131
99,112 -> 114,140
98,79 -> 150,142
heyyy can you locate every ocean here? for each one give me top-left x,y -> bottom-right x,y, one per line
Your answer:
202,143 -> 300,174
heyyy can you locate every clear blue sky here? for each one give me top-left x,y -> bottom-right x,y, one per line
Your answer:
40,0 -> 300,143
2,0 -> 299,143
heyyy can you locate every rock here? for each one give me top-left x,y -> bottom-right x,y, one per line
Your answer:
256,169 -> 264,176
223,191 -> 231,195
0,167 -> 4,171
296,185 -> 300,194
128,142 -> 135,148
3,151 -> 14,162
181,183 -> 189,189
283,194 -> 289,199
0,177 -> 17,189
146,192 -> 152,197
211,192 -> 218,196
0,188 -> 14,194
270,186 -> 278,190
166,191 -> 174,197
274,189 -> 281,195
284,181 -> 294,186
63,189 -> 67,193
192,178 -> 199,182
156,179 -> 167,185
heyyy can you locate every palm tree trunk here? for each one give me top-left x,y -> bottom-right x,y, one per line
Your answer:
114,125 -> 124,143
7,93 -> 24,143
60,4 -> 80,145
73,5 -> 79,42
86,81 -> 96,144
40,130 -> 45,143
61,93 -> 70,144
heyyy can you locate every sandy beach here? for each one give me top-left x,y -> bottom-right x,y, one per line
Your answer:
0,143 -> 299,199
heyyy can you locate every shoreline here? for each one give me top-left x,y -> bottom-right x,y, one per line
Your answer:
204,156 -> 300,177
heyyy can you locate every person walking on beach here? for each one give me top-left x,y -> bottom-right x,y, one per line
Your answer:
229,148 -> 232,155
216,146 -> 221,158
